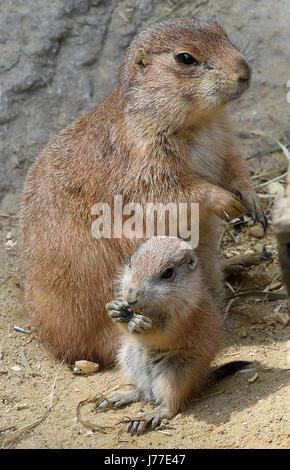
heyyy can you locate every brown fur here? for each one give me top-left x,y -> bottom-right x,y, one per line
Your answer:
19,17 -> 264,365
118,237 -> 223,405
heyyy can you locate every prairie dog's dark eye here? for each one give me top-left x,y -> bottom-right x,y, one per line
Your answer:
161,268 -> 175,279
176,53 -> 199,66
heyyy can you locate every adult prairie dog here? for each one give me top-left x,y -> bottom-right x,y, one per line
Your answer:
19,17 -> 265,365
96,237 -> 249,434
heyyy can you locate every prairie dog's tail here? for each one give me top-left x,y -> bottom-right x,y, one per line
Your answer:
207,360 -> 252,387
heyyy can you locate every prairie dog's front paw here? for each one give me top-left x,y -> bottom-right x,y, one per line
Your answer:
210,188 -> 247,220
233,185 -> 267,232
106,300 -> 133,323
128,313 -> 152,334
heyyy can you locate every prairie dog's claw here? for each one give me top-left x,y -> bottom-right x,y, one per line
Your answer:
213,191 -> 247,220
127,406 -> 173,435
233,187 -> 267,233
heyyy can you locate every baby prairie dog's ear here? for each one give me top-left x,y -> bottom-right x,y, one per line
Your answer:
188,254 -> 198,271
183,248 -> 198,271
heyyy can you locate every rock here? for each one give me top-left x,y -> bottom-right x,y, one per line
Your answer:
230,249 -> 241,255
13,325 -> 28,334
287,351 -> 290,365
0,0 -> 156,209
73,360 -> 99,374
11,365 -> 23,376
267,181 -> 285,197
249,226 -> 265,238
1,0 -> 290,219
262,309 -> 289,326
16,403 -> 28,410
5,239 -> 16,250
244,249 -> 255,255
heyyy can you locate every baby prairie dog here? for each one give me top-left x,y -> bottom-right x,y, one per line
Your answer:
97,237 -> 249,435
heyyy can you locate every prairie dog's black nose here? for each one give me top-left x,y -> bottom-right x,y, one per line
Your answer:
237,58 -> 251,81
125,287 -> 139,305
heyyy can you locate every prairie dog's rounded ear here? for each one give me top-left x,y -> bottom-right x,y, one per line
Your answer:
135,48 -> 151,70
127,48 -> 152,82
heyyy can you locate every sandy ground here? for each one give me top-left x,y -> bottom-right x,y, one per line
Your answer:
0,0 -> 290,451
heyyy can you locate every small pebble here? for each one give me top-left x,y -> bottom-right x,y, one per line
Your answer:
6,232 -> 12,240
73,360 -> 99,374
240,330 -> 248,338
249,226 -> 265,239
244,249 -> 255,256
267,181 -> 285,197
14,325 -> 28,334
5,239 -> 16,249
11,365 -> 23,376
16,403 -> 28,410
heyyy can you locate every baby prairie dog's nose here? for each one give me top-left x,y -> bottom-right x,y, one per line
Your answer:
235,57 -> 251,81
125,287 -> 139,305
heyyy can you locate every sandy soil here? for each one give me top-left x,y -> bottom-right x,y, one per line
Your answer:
0,0 -> 290,450
0,215 -> 289,449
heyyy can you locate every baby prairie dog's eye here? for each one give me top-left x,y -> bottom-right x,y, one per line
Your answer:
175,53 -> 199,67
161,267 -> 175,280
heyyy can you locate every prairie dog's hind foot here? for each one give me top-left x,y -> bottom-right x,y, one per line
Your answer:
222,249 -> 273,276
127,404 -> 174,435
94,389 -> 142,411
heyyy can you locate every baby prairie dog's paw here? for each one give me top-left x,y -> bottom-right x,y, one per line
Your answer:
128,312 -> 152,334
105,300 -> 133,323
208,186 -> 247,220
